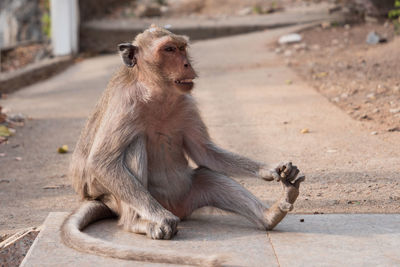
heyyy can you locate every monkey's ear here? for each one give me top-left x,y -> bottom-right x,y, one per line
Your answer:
118,43 -> 138,68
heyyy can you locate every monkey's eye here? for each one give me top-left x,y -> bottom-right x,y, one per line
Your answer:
179,46 -> 185,51
164,46 -> 176,52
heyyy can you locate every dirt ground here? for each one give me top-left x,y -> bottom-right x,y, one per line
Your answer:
276,22 -> 400,132
108,0 -> 332,18
0,43 -> 50,73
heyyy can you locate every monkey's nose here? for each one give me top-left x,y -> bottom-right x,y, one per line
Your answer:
184,63 -> 189,68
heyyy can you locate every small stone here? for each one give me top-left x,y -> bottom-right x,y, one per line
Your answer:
389,108 -> 400,114
393,86 -> 400,93
344,24 -> 351,30
327,149 -> 337,153
278,33 -> 302,45
311,44 -> 320,50
300,128 -> 309,134
314,72 -> 328,78
366,31 -> 387,45
376,84 -> 388,94
8,113 -> 26,123
284,50 -> 292,57
321,21 -> 331,29
160,6 -> 169,13
331,39 -> 339,45
360,114 -> 371,120
370,131 -> 378,135
15,157 -> 22,161
293,43 -> 307,51
340,93 -> 348,98
372,108 -> 379,113
8,128 -> 16,135
57,145 -> 69,154
0,136 -> 7,144
0,179 -> 10,183
135,4 -> 161,18
237,7 -> 252,16
366,93 -> 375,100
274,48 -> 282,54
388,127 -> 400,132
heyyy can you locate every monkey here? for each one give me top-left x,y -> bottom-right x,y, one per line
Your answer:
61,25 -> 305,266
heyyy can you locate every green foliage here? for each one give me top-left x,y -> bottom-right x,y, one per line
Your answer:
389,0 -> 400,34
388,0 -> 400,19
41,0 -> 51,39
331,21 -> 339,27
155,0 -> 166,5
252,5 -> 263,14
42,13 -> 51,38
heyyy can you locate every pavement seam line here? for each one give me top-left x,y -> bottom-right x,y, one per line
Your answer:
267,232 -> 281,267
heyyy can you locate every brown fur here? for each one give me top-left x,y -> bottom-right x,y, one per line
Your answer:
61,25 -> 305,266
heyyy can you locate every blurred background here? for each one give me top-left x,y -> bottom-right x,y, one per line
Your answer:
0,0 -> 398,70
0,0 -> 399,136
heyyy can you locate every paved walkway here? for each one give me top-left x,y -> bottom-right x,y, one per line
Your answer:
21,213 -> 400,266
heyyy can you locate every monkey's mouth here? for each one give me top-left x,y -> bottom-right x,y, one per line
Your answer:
174,79 -> 194,85
174,79 -> 194,91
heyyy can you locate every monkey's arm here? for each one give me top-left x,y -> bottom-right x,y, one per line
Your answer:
183,107 -> 278,180
88,102 -> 177,222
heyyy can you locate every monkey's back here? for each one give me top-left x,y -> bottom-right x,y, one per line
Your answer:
69,78 -> 120,199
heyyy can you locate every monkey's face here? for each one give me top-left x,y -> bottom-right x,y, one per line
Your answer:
156,40 -> 197,93
119,28 -> 197,94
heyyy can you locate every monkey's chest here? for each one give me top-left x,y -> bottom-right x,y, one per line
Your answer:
145,130 -> 191,199
146,129 -> 186,166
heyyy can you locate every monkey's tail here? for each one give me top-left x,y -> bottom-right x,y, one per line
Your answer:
61,201 -> 225,266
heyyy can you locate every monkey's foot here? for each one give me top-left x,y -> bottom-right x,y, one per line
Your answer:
263,170 -> 305,230
278,166 -> 305,208
123,213 -> 179,240
145,216 -> 180,240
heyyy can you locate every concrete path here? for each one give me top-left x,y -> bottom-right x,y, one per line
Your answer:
21,212 -> 400,266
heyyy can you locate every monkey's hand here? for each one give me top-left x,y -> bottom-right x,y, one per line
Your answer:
274,162 -> 301,182
278,165 -> 305,211
258,167 -> 280,181
259,162 -> 298,182
148,211 -> 180,240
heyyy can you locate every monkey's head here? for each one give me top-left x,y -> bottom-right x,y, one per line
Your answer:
118,25 -> 197,93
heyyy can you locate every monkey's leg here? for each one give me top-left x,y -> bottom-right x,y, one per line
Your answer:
178,167 -> 304,230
